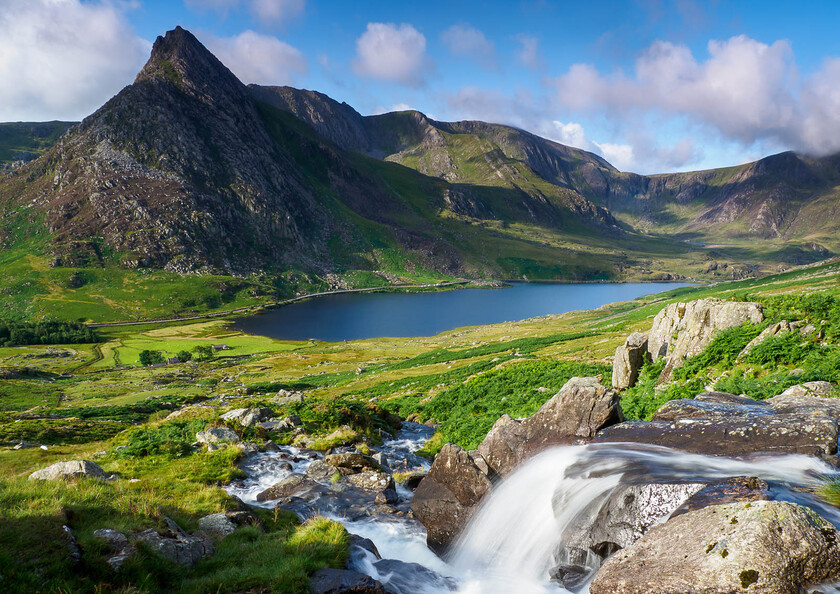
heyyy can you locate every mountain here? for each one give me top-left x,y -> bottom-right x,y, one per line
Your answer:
0,26 -> 838,321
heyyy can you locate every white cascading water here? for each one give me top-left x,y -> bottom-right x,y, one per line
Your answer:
228,429 -> 840,594
449,443 -> 840,593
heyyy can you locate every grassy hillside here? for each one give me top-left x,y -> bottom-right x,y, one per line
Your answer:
0,121 -> 74,166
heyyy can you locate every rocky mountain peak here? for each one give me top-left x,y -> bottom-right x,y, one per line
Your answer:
135,26 -> 245,100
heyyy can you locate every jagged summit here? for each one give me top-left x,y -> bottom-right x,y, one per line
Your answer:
135,26 -> 246,100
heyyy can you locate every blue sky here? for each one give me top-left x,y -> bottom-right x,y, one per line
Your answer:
3,1 -> 840,174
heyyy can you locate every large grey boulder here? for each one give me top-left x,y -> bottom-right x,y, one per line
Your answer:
220,407 -> 273,428
560,482 -> 705,562
29,460 -> 107,481
196,426 -> 240,444
324,453 -> 380,472
410,444 -> 493,554
134,517 -> 214,567
197,513 -> 237,538
647,298 -> 763,381
478,376 -> 623,476
589,501 -> 840,594
612,332 -> 648,390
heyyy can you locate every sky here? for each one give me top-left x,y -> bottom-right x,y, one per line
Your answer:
3,1 -> 840,174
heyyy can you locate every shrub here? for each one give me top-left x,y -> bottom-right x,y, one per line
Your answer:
117,419 -> 209,458
745,330 -> 816,366
673,322 -> 764,381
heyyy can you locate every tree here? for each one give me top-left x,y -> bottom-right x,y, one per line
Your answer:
139,350 -> 165,366
176,350 -> 192,362
192,345 -> 214,361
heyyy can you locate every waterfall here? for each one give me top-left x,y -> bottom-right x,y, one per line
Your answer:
448,443 -> 838,593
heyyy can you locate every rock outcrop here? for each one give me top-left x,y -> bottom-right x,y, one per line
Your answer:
28,460 -> 107,481
196,427 -> 240,444
478,376 -> 623,476
134,517 -> 214,567
409,444 -> 493,553
646,298 -> 763,381
589,501 -> 840,594
310,568 -> 386,594
220,407 -> 273,428
612,332 -> 648,389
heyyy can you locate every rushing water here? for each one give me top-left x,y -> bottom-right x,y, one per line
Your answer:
228,432 -> 840,594
232,282 -> 691,341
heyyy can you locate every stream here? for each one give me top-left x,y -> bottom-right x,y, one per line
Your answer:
226,426 -> 840,593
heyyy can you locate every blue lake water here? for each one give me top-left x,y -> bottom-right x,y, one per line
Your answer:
232,282 -> 692,342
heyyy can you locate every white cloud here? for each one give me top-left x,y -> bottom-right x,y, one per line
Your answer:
440,24 -> 496,68
550,35 -> 840,156
549,121 -> 590,150
593,142 -> 635,171
185,0 -> 304,26
0,0 -> 150,121
205,30 -> 307,85
516,35 -> 542,69
352,23 -> 427,86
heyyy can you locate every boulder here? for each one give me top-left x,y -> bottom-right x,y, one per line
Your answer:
478,376 -> 623,476
647,298 -> 763,382
29,460 -> 107,481
651,398 -> 773,422
560,482 -> 705,563
345,471 -> 394,492
273,391 -> 304,405
594,416 -> 839,457
307,460 -> 353,481
410,444 -> 493,553
221,407 -> 273,428
612,332 -> 648,390
671,476 -> 771,518
133,517 -> 214,567
694,391 -> 762,406
310,568 -> 385,594
589,501 -> 840,594
325,453 -> 380,472
256,474 -> 316,502
197,513 -> 237,538
93,528 -> 136,570
370,559 -> 457,593
195,427 -> 239,444
375,487 -> 398,504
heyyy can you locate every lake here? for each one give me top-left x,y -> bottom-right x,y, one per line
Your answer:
232,282 -> 692,342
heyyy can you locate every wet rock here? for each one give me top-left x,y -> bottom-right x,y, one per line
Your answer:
478,376 -> 623,476
671,476 -> 771,517
410,444 -> 493,553
325,453 -> 380,472
134,517 -> 214,567
345,471 -> 394,492
29,460 -> 107,481
195,427 -> 240,444
560,482 -> 704,562
349,534 -> 381,561
375,487 -> 398,504
590,501 -> 840,594
307,460 -> 352,481
372,559 -> 457,593
93,528 -> 136,569
310,568 -> 385,593
647,298 -> 763,382
612,332 -> 648,390
595,416 -> 839,457
400,471 -> 427,491
256,474 -> 317,502
371,452 -> 389,469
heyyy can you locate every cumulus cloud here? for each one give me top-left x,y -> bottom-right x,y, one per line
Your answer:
516,35 -> 543,69
185,0 -> 304,26
352,23 -> 427,86
0,0 -> 150,121
440,24 -> 496,68
550,35 -> 840,156
204,30 -> 307,85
